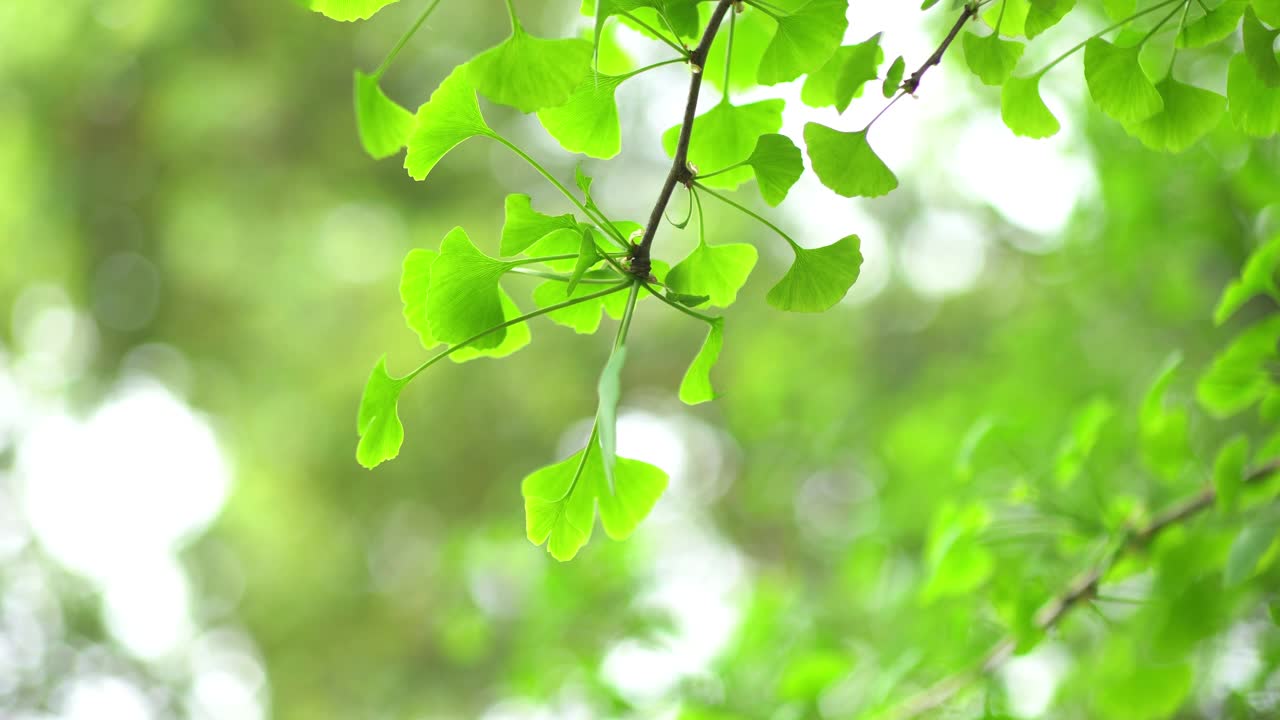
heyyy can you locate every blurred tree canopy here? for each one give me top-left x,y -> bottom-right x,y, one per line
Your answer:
1,1 -> 1280,719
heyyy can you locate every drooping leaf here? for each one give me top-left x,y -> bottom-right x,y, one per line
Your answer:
450,289 -> 532,362
742,134 -> 804,206
1139,353 -> 1191,482
532,273 -> 626,334
354,71 -> 415,159
1025,0 -> 1075,38
1214,234 -> 1280,323
426,227 -> 512,349
468,24 -> 593,113
679,318 -> 725,405
309,0 -> 399,21
567,228 -> 603,294
962,32 -> 1025,86
883,55 -> 905,97
1001,74 -> 1060,138
1197,315 -> 1280,416
501,194 -> 579,256
1178,0 -> 1248,48
1229,53 -> 1280,137
662,99 -> 786,190
1225,515 -> 1280,585
1243,7 -> 1280,87
594,454 -> 669,541
1213,435 -> 1251,512
537,71 -> 625,158
767,235 -> 863,312
1124,78 -> 1225,153
356,356 -> 407,469
666,240 -> 758,308
1084,39 -> 1164,124
803,123 -> 897,198
399,249 -> 439,349
757,0 -> 849,85
405,66 -> 495,181
801,34 -> 884,112
597,346 -> 627,490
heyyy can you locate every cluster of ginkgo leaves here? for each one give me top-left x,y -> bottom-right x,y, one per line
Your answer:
309,0 -> 1280,560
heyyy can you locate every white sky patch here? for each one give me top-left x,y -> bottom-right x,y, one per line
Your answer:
900,209 -> 987,297
1000,644 -> 1069,718
57,674 -> 155,720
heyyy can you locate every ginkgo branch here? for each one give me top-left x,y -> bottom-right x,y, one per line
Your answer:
901,2 -> 978,96
632,0 -> 737,277
887,457 -> 1280,720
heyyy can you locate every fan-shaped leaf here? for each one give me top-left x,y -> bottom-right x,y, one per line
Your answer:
663,99 -> 785,190
469,27 -> 593,113
1124,78 -> 1224,153
801,34 -> 884,112
1244,7 -> 1280,87
883,55 -> 905,97
667,240 -> 758,308
767,235 -> 862,312
1001,74 -> 1060,138
679,318 -> 725,405
962,32 -> 1025,86
1084,39 -> 1163,123
399,249 -> 439,349
743,133 -> 804,206
354,71 -> 415,159
427,227 -> 512,349
356,356 -> 407,469
804,123 -> 897,198
405,66 -> 495,181
501,194 -> 579,256
757,0 -> 849,85
1178,0 -> 1248,48
537,71 -> 625,159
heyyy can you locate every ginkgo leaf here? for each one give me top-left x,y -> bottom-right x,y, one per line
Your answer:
801,34 -> 884,113
1243,7 -> 1280,88
1001,74 -> 1060,138
567,228 -> 602,294
596,346 -> 627,490
1214,233 -> 1280,323
592,0 -> 701,46
532,273 -> 624,334
1229,53 -> 1280,138
1104,0 -> 1136,20
405,66 -> 495,181
427,227 -> 512,349
354,71 -> 415,159
399,248 -> 439,349
704,4 -> 775,93
1178,0 -> 1248,48
1258,0 -> 1280,25
1213,435 -> 1250,512
962,32 -> 1025,86
666,241 -> 758,308
309,0 -> 399,21
663,99 -> 786,190
523,440 -> 668,560
803,123 -> 897,198
501,194 -> 578,256
743,133 -> 804,206
679,318 -> 725,405
356,356 -> 407,469
883,55 -> 905,97
1084,39 -> 1163,124
1025,0 -> 1075,38
536,71 -> 625,158
1197,315 -> 1280,416
767,235 -> 863,312
1124,78 -> 1225,153
757,0 -> 849,85
468,25 -> 593,113
983,0 -> 1030,36
450,289 -> 531,362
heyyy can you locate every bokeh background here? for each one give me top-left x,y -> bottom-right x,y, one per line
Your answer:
2,0 -> 1279,718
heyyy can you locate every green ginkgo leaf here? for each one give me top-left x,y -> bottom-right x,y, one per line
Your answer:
883,55 -> 905,97
1124,78 -> 1225,153
468,21 -> 593,113
801,34 -> 884,112
399,248 -> 439,349
1229,53 -> 1280,138
1177,0 -> 1248,48
501,194 -> 579,256
767,235 -> 863,312
1243,7 -> 1280,87
1025,0 -> 1075,38
757,0 -> 849,85
1214,233 -> 1280,323
1001,74 -> 1060,138
532,273 -> 626,335
679,318 -> 725,405
1197,315 -> 1280,416
1213,435 -> 1250,512
537,71 -> 625,158
803,123 -> 897,198
405,66 -> 495,182
1258,0 -> 1280,25
356,356 -> 407,469
427,227 -> 512,349
667,240 -> 758,308
962,32 -> 1025,86
309,0 -> 399,21
743,133 -> 804,206
1084,39 -> 1163,124
567,228 -> 602,294
597,346 -> 627,490
663,99 -> 786,190
354,71 -> 415,159
591,0 -> 701,46
523,439 -> 668,561
1104,0 -> 1136,20
450,289 -> 532,362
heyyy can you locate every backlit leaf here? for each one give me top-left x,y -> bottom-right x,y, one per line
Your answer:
1214,233 -> 1280,323
1225,515 -> 1280,585
803,123 -> 897,198
1197,315 -> 1280,416
1231,53 -> 1280,136
354,71 -> 414,159
679,318 -> 725,405
468,25 -> 593,113
309,0 -> 399,21
801,34 -> 884,112
597,346 -> 627,490
537,71 -> 625,159
1084,39 -> 1163,124
757,0 -> 849,85
667,240 -> 758,308
501,194 -> 579,256
1213,435 -> 1250,512
1178,0 -> 1248,48
427,227 -> 512,349
962,32 -> 1025,86
767,235 -> 862,312
663,99 -> 786,190
405,66 -> 495,181
1124,78 -> 1225,153
883,55 -> 905,97
399,249 -> 439,349
743,133 -> 804,206
356,356 -> 407,469
1258,0 -> 1280,25
450,289 -> 531,362
1243,7 -> 1280,87
1001,74 -> 1060,138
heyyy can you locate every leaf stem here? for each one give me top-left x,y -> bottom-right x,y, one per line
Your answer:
404,282 -> 632,382
1036,0 -> 1184,76
722,9 -> 735,103
1167,0 -> 1193,75
614,281 -> 642,352
619,57 -> 686,81
508,267 -> 622,284
619,11 -> 691,57
373,0 -> 445,80
743,0 -> 781,21
694,182 -> 799,250
504,0 -> 521,32
692,184 -> 706,247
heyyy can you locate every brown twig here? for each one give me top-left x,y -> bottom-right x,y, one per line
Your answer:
887,457 -> 1280,720
901,3 -> 977,95
630,0 -> 735,278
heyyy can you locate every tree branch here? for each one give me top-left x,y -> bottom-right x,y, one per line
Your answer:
887,457 -> 1280,720
901,3 -> 977,96
631,0 -> 736,277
